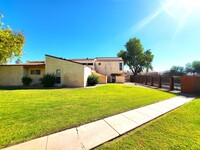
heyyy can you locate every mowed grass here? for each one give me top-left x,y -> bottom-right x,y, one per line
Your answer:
97,98 -> 200,150
0,84 -> 175,148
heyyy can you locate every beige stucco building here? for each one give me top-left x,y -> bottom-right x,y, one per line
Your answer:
71,57 -> 125,83
0,62 -> 45,86
0,54 -> 124,87
0,55 -> 91,87
45,55 -> 92,87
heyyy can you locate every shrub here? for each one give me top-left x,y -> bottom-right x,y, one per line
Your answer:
21,76 -> 33,86
87,75 -> 99,86
40,73 -> 56,87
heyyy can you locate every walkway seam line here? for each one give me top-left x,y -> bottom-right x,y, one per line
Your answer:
103,119 -> 120,135
134,109 -> 156,119
45,136 -> 49,150
120,113 -> 140,125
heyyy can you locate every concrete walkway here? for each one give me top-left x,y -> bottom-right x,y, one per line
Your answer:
3,95 -> 196,150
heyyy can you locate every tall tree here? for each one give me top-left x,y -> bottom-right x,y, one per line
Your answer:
0,14 -> 25,64
192,61 -> 200,74
185,63 -> 194,75
117,37 -> 154,75
15,57 -> 23,64
185,61 -> 200,75
169,66 -> 185,76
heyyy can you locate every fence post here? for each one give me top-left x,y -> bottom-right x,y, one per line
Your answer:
150,76 -> 153,86
145,77 -> 147,85
158,76 -> 162,88
132,75 -> 134,82
169,77 -> 174,91
140,76 -> 143,84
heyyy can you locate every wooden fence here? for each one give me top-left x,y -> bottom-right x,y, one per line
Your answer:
181,76 -> 200,94
130,75 -> 200,94
130,75 -> 181,91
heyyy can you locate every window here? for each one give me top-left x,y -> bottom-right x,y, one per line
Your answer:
56,69 -> 61,84
31,70 -> 35,75
98,63 -> 101,65
119,63 -> 123,71
56,69 -> 61,77
82,63 -> 93,65
36,70 -> 41,75
56,77 -> 61,84
31,70 -> 41,75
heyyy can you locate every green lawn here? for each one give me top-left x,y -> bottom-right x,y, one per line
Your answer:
0,84 -> 176,148
96,98 -> 200,150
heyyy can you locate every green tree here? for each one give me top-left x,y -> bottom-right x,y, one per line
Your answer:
185,61 -> 200,75
0,14 -> 25,64
169,66 -> 185,76
185,63 -> 194,74
192,61 -> 200,74
117,37 -> 154,75
15,57 -> 23,64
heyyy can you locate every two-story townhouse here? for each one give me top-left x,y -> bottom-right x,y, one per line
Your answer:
71,57 -> 124,83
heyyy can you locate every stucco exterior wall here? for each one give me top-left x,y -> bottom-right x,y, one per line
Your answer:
72,59 -> 95,70
84,66 -> 92,87
94,60 -> 124,76
92,71 -> 107,84
116,76 -> 125,83
45,55 -> 86,87
0,66 -> 24,86
25,68 -> 45,85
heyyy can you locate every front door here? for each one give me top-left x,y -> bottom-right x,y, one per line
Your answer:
112,75 -> 116,83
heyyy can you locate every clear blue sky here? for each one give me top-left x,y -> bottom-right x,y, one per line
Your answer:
1,0 -> 200,71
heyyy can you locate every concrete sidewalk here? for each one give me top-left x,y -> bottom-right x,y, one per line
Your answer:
3,95 -> 196,150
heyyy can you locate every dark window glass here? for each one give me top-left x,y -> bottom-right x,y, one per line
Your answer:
36,70 -> 41,75
31,70 -> 41,75
31,70 -> 35,75
98,63 -> 101,65
119,63 -> 123,71
56,69 -> 61,77
56,77 -> 61,84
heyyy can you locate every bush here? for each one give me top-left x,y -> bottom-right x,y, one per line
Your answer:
87,75 -> 99,86
22,76 -> 33,86
40,73 -> 56,87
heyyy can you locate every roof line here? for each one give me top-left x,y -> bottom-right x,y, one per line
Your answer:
45,54 -> 84,65
96,57 -> 122,58
70,58 -> 95,60
70,57 -> 122,59
0,63 -> 45,66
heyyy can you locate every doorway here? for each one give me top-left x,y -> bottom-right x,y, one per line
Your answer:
112,75 -> 116,83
